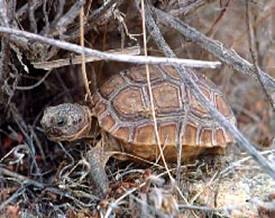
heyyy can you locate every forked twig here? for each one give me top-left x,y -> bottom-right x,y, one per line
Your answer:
56,0 -> 85,35
16,1 -> 42,21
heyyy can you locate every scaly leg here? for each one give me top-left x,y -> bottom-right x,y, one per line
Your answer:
86,140 -> 112,198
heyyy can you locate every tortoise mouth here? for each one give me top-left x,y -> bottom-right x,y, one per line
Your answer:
44,121 -> 91,142
45,127 -> 63,138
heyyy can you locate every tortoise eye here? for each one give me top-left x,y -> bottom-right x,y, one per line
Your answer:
56,117 -> 66,127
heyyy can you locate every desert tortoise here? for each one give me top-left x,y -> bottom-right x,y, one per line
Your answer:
41,65 -> 236,196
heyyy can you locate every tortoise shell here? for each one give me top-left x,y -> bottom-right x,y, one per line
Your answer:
92,65 -> 236,161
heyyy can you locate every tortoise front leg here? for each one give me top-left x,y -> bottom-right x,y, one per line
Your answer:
86,140 -> 112,198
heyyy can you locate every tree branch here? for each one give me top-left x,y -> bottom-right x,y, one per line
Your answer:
152,7 -> 275,92
0,26 -> 221,69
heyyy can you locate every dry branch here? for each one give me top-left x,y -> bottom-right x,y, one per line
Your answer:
28,0 -> 38,33
32,46 -> 141,70
143,4 -> 275,179
152,7 -> 275,91
0,26 -> 221,69
0,0 -> 11,112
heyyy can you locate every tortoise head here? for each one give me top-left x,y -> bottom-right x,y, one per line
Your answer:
41,103 -> 92,142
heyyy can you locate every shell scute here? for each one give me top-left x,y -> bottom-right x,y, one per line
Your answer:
200,128 -> 213,147
159,123 -> 177,145
215,128 -> 226,146
94,102 -> 107,116
112,87 -> 146,119
126,65 -> 162,83
162,66 -> 181,80
113,127 -> 130,142
100,74 -> 125,98
99,114 -> 115,131
181,124 -> 198,146
216,94 -> 231,117
152,81 -> 182,113
134,123 -> 156,145
189,87 -> 212,117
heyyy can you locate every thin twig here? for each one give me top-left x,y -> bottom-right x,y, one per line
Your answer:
42,0 -> 50,34
0,166 -> 45,188
39,0 -> 65,36
9,104 -> 42,179
28,0 -> 37,33
15,70 -> 52,90
0,0 -> 10,107
0,26 -> 221,69
54,0 -> 66,24
175,105 -> 190,184
168,0 -> 206,17
0,37 -> 9,95
206,0 -> 231,37
80,6 -> 92,102
140,0 -> 174,182
190,171 -> 220,204
178,204 -> 224,213
245,1 -> 275,111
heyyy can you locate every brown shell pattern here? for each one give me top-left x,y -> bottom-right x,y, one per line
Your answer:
92,65 -> 236,160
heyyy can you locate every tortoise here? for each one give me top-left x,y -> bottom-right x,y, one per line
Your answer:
41,65 -> 236,196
